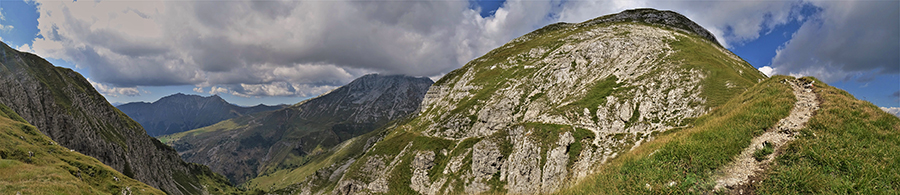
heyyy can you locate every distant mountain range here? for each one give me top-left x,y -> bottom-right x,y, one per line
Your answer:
160,74 -> 433,185
117,93 -> 286,137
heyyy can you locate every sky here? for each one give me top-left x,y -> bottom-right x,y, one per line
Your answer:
0,0 -> 897,110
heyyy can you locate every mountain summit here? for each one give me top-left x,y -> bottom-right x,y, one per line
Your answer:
257,8 -> 769,194
117,93 -> 285,136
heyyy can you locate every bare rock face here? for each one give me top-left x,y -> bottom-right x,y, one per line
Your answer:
504,127 -> 543,194
410,151 -> 445,195
541,132 -> 575,193
465,139 -> 504,194
275,8 -> 765,195
471,140 -> 503,179
0,41 -> 232,194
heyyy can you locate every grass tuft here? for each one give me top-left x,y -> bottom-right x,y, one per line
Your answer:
753,141 -> 774,162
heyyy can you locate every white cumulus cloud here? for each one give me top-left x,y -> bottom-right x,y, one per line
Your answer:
0,7 -> 11,33
208,86 -> 229,95
758,66 -> 776,77
880,107 -> 900,118
87,78 -> 142,97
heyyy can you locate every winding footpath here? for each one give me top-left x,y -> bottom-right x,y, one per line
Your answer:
713,78 -> 819,194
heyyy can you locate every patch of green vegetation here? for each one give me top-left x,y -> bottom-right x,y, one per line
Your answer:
558,76 -> 795,194
528,92 -> 545,103
567,128 -> 594,166
0,103 -> 165,195
157,119 -> 245,144
387,153 -> 418,194
564,76 -> 621,118
666,35 -> 765,109
753,141 -> 774,161
522,123 -> 569,145
757,77 -> 900,194
0,103 -> 27,124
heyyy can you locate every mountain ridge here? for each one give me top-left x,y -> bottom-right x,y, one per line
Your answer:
0,102 -> 166,194
117,93 -> 285,137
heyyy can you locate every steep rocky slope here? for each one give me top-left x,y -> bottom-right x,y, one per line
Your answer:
117,93 -> 285,136
0,103 -> 164,194
0,41 -> 237,195
160,74 -> 433,185
266,8 -> 766,194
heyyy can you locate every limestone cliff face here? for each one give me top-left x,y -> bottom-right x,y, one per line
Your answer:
163,74 -> 433,185
275,8 -> 766,195
0,41 -> 233,195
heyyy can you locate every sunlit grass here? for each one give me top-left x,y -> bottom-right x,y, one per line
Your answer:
0,103 -> 165,195
558,76 -> 795,194
757,77 -> 900,194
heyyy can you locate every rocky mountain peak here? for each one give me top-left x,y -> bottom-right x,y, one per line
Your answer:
582,8 -> 720,45
295,74 -> 433,122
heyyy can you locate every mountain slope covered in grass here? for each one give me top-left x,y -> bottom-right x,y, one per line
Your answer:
0,103 -> 164,194
757,77 -> 900,194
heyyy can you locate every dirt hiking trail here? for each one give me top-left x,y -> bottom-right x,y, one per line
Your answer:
712,78 -> 819,194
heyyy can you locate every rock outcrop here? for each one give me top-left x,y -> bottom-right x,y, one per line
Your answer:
0,41 -> 235,194
580,8 -> 720,45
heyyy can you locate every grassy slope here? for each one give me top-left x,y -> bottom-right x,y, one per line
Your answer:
157,119 -> 246,144
559,76 -> 900,194
559,75 -> 796,194
757,77 -> 900,194
0,103 -> 165,195
247,116 -> 422,192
